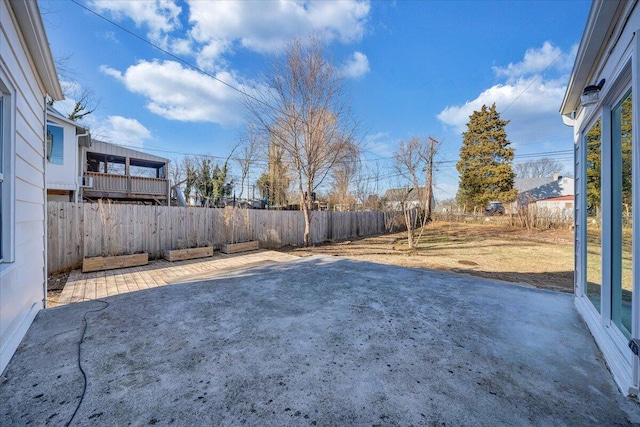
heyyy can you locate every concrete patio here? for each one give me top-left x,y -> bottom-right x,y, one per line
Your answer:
2,255 -> 639,425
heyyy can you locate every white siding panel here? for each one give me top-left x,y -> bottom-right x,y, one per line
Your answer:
46,117 -> 80,190
14,220 -> 44,248
15,153 -> 44,190
16,109 -> 44,165
15,176 -> 43,205
15,88 -> 42,140
0,0 -> 48,374
14,127 -> 42,173
0,264 -> 41,363
14,198 -> 44,223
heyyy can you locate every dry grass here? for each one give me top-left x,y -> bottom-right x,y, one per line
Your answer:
279,221 -> 575,293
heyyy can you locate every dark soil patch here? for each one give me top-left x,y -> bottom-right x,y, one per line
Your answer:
47,271 -> 70,307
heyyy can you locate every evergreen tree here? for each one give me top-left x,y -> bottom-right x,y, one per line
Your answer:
211,162 -> 232,204
456,103 -> 517,210
585,118 -> 601,214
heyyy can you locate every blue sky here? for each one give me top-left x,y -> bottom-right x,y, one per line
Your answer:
39,0 -> 591,201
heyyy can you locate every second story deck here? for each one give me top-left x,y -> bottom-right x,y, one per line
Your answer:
82,141 -> 170,205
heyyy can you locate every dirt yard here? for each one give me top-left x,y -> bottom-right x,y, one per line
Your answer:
46,222 -> 574,306
278,221 -> 575,293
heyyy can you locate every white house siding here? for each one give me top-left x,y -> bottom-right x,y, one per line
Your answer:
534,196 -> 574,220
0,0 -> 62,373
561,0 -> 640,395
45,112 -> 83,201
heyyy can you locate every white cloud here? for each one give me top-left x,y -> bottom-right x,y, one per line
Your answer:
79,114 -> 152,150
169,38 -> 193,56
437,76 -> 569,147
493,41 -> 576,82
101,60 -> 255,126
90,0 -> 182,41
99,65 -> 123,80
187,0 -> 369,68
437,42 -> 576,149
90,0 -> 370,70
341,51 -> 369,78
438,77 -> 566,130
93,1 -> 372,128
108,116 -> 152,141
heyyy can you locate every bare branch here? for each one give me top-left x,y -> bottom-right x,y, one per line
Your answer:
243,35 -> 360,245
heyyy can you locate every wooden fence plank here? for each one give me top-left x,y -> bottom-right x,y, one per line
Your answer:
46,202 -> 386,274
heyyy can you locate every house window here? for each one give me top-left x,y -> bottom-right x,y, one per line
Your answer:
0,94 -> 4,262
0,80 -> 13,264
46,122 -> 63,164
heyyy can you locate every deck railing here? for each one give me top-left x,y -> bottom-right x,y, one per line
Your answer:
85,172 -> 168,197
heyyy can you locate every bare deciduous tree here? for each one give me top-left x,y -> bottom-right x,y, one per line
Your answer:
328,148 -> 359,210
245,36 -> 360,246
353,161 -> 381,210
67,87 -> 99,121
47,58 -> 100,121
393,136 -> 439,248
514,157 -> 565,179
235,124 -> 262,201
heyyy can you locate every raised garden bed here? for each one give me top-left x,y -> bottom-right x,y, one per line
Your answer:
164,246 -> 214,262
220,241 -> 259,254
82,253 -> 148,273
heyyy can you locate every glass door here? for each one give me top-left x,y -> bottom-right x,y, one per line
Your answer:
611,91 -> 633,339
585,118 -> 602,312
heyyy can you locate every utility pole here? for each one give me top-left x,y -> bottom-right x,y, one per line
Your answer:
425,137 -> 438,223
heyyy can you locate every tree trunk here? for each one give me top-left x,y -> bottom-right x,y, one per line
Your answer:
403,204 -> 415,249
302,203 -> 312,247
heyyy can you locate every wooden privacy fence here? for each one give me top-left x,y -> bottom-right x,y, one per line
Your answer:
47,202 -> 387,274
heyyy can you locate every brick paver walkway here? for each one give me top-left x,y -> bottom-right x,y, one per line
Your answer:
57,250 -> 298,305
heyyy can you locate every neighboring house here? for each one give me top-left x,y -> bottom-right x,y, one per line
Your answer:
534,195 -> 575,212
0,0 -> 63,373
45,106 -> 90,202
514,174 -> 575,215
383,187 -> 435,211
82,140 -> 170,206
560,0 -> 639,395
44,107 -> 170,205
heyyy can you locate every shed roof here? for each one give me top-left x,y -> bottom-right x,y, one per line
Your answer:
514,177 -> 555,193
383,187 -> 427,202
89,140 -> 169,165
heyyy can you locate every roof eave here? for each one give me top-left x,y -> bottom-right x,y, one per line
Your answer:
560,0 -> 622,116
9,0 -> 63,100
46,106 -> 89,132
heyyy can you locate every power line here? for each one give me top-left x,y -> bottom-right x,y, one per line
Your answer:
500,47 -> 568,115
69,0 -> 575,195
69,0 -> 265,108
70,0 -> 364,160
